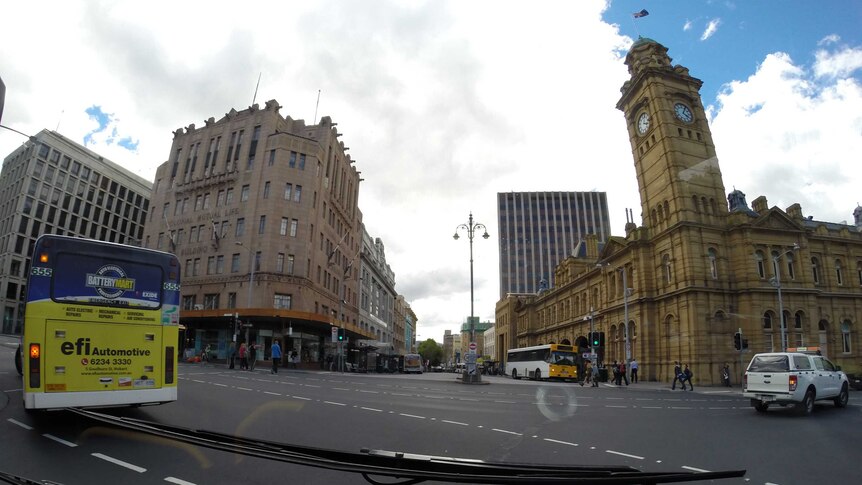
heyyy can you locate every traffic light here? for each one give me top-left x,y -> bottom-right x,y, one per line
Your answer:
733,332 -> 742,350
598,332 -> 605,347
742,338 -> 749,350
590,332 -> 600,347
337,328 -> 345,342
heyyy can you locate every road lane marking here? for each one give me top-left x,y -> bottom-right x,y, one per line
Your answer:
670,406 -> 693,409
236,387 -> 253,391
333,387 -> 350,391
442,420 -> 468,426
92,453 -> 146,472
292,396 -> 311,401
605,450 -> 644,460
43,434 -> 77,447
213,383 -> 228,387
324,401 -> 346,406
192,379 -> 205,383
302,384 -> 320,388
264,391 -> 281,396
493,400 -> 516,404
399,413 -> 425,419
681,466 -> 711,473
165,477 -> 196,485
641,406 -> 663,409
492,428 -> 522,436
360,407 -> 382,412
605,405 -> 627,408
391,392 -> 412,397
358,390 -> 379,393
7,418 -> 32,430
544,438 -> 578,446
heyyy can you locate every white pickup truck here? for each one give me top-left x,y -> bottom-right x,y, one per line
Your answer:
743,350 -> 850,415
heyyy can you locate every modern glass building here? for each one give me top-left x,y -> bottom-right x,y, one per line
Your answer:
497,191 -> 610,298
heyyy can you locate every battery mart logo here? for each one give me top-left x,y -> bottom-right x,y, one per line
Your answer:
86,264 -> 135,299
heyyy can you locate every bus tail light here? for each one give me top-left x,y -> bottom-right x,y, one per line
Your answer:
165,346 -> 174,384
29,343 -> 41,388
789,374 -> 798,392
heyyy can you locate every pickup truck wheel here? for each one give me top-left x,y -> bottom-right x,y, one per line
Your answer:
753,401 -> 769,413
834,384 -> 849,408
796,389 -> 815,415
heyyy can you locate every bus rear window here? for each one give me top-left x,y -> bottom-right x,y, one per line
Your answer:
51,253 -> 163,309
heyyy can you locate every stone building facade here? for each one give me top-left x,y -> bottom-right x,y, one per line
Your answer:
495,38 -> 862,384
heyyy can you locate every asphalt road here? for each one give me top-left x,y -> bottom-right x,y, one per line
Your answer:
1,338 -> 861,484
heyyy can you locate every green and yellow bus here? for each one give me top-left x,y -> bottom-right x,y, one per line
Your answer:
507,343 -> 580,381
20,235 -> 181,410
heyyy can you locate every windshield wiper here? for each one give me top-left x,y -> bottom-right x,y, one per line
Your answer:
68,408 -> 745,484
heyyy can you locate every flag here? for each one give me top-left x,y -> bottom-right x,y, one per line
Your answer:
633,9 -> 649,18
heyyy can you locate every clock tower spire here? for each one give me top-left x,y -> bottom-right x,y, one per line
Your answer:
617,38 -> 727,231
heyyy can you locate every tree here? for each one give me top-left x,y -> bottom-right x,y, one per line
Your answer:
417,338 -> 444,366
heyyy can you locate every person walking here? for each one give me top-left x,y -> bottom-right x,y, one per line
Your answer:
611,360 -> 620,385
581,360 -> 592,387
618,360 -> 629,386
630,358 -> 639,383
591,362 -> 599,387
248,342 -> 257,371
671,361 -> 683,390
201,344 -> 210,365
682,364 -> 694,391
721,362 -> 731,387
238,342 -> 248,370
271,339 -> 282,374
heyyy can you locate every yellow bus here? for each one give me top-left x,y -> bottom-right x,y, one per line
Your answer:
507,344 -> 579,381
20,235 -> 181,410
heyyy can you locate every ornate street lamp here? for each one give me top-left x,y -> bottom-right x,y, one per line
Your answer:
453,212 -> 489,347
770,243 -> 800,351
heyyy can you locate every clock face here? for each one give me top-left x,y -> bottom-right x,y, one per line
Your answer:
637,112 -> 650,134
674,103 -> 693,123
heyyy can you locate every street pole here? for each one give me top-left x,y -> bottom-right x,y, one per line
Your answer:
453,212 -> 489,383
236,242 -> 255,350
771,244 -> 798,352
621,267 -> 631,362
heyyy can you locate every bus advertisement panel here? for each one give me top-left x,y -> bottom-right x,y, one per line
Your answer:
403,353 -> 423,373
507,344 -> 579,381
21,235 -> 180,410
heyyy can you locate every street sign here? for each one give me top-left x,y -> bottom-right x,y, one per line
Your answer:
331,326 -> 338,343
469,342 -> 477,351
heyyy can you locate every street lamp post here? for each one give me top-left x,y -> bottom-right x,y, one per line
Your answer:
620,267 -> 631,362
770,243 -> 799,351
453,212 -> 489,382
235,242 -> 255,346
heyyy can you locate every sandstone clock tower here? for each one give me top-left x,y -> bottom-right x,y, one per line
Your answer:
616,38 -> 727,231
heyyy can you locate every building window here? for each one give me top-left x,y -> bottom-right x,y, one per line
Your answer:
841,320 -> 852,353
268,149 -> 276,166
241,185 -> 250,202
182,296 -> 196,311
763,311 -> 773,329
280,217 -> 288,236
231,253 -> 240,273
217,190 -> 225,207
203,193 -> 211,209
289,151 -> 297,168
195,195 -> 203,211
755,251 -> 765,279
207,256 -> 216,275
289,219 -> 298,237
263,181 -> 270,199
287,254 -> 295,275
294,185 -> 302,203
662,254 -> 672,283
258,215 -> 266,234
708,248 -> 718,279
299,153 -> 306,170
276,253 -> 285,273
204,293 -> 220,310
216,255 -> 225,274
228,292 -> 237,309
836,259 -> 844,285
812,257 -> 821,284
284,183 -> 292,200
274,293 -> 292,309
226,188 -> 234,205
786,253 -> 795,280
235,218 -> 245,237
857,261 -> 862,286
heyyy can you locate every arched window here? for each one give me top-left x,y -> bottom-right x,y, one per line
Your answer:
857,261 -> 862,286
710,198 -> 718,214
812,257 -> 821,284
763,311 -> 773,329
663,254 -> 672,283
794,311 -> 805,347
664,200 -> 670,219
708,248 -> 718,279
630,322 -> 637,338
841,320 -> 852,353
755,251 -> 766,279
795,311 -> 804,329
836,259 -> 844,285
692,195 -> 699,213
701,197 -> 709,215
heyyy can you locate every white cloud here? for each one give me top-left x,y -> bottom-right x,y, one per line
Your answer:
701,18 -> 722,41
818,34 -> 841,46
814,45 -> 862,78
683,20 -> 693,32
710,48 -> 862,225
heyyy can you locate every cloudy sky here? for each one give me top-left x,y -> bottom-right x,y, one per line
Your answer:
2,1 -> 861,345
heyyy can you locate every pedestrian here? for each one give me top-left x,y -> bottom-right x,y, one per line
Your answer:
591,362 -> 599,387
682,364 -> 694,391
239,342 -> 248,370
721,362 -> 731,387
671,361 -> 683,390
248,342 -> 257,371
581,360 -> 592,386
611,360 -> 620,385
228,341 -> 236,369
271,339 -> 282,374
201,344 -> 210,365
618,360 -> 629,386
630,358 -> 639,383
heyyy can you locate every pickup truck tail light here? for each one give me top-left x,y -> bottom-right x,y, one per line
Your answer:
789,374 -> 798,392
743,373 -> 747,389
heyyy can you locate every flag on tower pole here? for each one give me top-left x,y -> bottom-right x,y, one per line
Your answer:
633,9 -> 649,18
